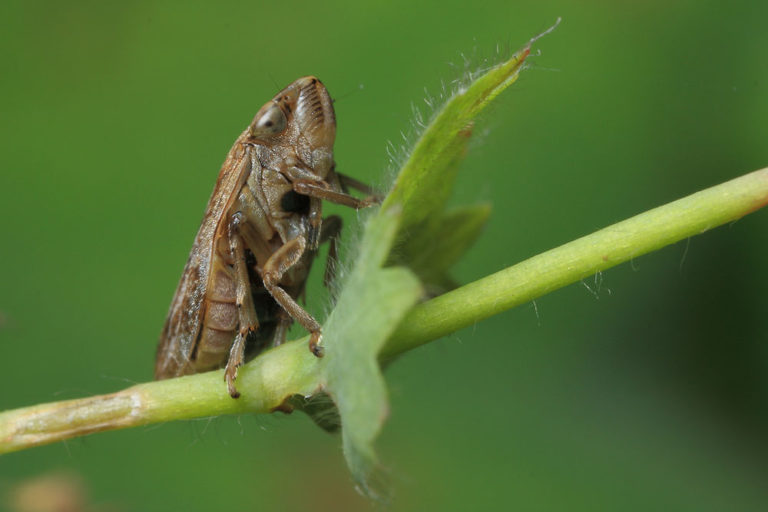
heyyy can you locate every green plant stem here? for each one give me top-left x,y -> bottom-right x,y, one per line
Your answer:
384,167 -> 768,357
1,167 -> 767,455
0,341 -> 320,454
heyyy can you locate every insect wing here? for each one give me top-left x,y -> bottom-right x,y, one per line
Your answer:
155,139 -> 252,379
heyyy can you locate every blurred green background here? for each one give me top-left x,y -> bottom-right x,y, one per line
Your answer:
2,1 -> 767,510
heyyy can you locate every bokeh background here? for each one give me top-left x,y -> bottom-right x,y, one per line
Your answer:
2,1 -> 767,511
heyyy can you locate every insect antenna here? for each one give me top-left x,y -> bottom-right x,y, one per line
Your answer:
330,83 -> 365,104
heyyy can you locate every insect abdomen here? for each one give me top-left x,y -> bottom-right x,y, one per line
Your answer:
194,255 -> 238,371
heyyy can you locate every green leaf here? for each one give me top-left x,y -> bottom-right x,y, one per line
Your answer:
319,208 -> 422,499
316,25 -> 558,496
379,23 -> 560,289
392,203 -> 492,293
381,37 -> 533,232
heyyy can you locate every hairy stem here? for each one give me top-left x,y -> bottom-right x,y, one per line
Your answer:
384,167 -> 768,357
1,167 -> 767,455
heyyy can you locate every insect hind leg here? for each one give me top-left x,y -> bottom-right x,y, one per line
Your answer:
224,212 -> 260,398
319,215 -> 343,290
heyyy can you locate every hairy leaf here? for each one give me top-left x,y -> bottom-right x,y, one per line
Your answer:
319,208 -> 422,498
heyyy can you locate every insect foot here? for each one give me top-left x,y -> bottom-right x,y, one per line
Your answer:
224,357 -> 243,399
309,331 -> 324,358
226,376 -> 241,399
361,194 -> 383,208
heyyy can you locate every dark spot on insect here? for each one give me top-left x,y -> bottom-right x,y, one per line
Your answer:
280,190 -> 310,214
311,78 -> 317,84
264,120 -> 273,127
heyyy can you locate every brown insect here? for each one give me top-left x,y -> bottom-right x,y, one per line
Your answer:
154,76 -> 378,398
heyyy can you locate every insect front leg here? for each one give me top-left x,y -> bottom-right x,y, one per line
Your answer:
336,172 -> 381,198
235,187 -> 277,269
224,212 -> 260,398
261,235 -> 325,357
293,179 -> 379,210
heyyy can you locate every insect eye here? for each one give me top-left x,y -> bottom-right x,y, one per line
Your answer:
250,104 -> 287,136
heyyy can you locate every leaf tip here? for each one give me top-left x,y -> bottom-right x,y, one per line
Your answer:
527,17 -> 562,48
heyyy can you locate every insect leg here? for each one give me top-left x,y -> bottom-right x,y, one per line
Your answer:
307,195 -> 323,250
224,212 -> 259,398
261,235 -> 325,357
271,309 -> 293,347
235,188 -> 274,268
293,179 -> 379,210
336,172 -> 380,197
318,214 -> 342,289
